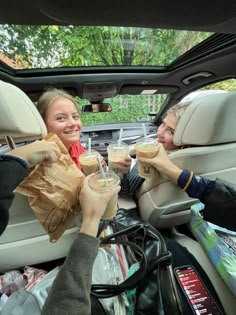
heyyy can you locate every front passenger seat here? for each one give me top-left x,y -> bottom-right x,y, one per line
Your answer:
136,92 -> 236,228
0,80 -> 79,272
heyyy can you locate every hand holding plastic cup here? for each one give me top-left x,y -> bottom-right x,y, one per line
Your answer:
135,138 -> 160,178
89,170 -> 120,220
107,141 -> 130,177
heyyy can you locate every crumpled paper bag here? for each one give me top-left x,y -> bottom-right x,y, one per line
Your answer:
16,133 -> 85,242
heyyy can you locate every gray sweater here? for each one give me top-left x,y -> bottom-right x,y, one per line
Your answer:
42,232 -> 100,315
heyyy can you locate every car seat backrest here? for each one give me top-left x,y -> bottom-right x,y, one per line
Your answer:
136,92 -> 236,228
0,80 -> 47,144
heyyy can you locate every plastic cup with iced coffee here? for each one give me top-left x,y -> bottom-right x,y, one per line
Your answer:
107,141 -> 129,178
79,150 -> 100,176
135,138 -> 160,179
89,170 -> 120,220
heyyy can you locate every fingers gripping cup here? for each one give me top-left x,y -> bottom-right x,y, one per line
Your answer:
107,142 -> 129,177
135,138 -> 160,179
79,150 -> 100,176
89,171 -> 120,220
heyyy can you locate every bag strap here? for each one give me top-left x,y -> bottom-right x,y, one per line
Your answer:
91,224 -> 148,298
91,294 -> 109,315
101,222 -> 147,241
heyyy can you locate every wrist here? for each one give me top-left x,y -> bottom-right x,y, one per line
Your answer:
159,162 -> 182,183
80,215 -> 101,237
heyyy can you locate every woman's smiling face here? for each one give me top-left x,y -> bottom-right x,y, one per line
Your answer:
45,97 -> 83,149
157,112 -> 179,151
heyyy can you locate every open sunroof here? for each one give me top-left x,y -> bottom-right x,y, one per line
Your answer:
0,25 -> 212,70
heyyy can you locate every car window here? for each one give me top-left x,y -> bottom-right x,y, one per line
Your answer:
201,79 -> 236,92
181,79 -> 236,103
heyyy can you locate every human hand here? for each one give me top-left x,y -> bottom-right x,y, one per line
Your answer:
79,174 -> 121,237
138,144 -> 182,183
8,140 -> 60,168
111,156 -> 132,174
138,143 -> 168,169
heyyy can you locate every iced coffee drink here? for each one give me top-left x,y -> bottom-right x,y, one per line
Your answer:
89,171 -> 120,220
107,142 -> 129,177
135,138 -> 160,178
79,150 -> 100,176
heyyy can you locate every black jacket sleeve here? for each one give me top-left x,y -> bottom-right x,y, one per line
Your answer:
0,157 -> 28,235
201,178 -> 236,231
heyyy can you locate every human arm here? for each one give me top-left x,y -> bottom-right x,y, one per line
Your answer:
201,179 -> 236,231
41,174 -> 120,315
120,162 -> 145,194
138,144 -> 236,230
137,144 -> 182,183
79,173 -> 120,237
0,141 -> 59,235
138,144 -> 213,198
0,155 -> 28,235
181,173 -> 236,231
8,140 -> 59,167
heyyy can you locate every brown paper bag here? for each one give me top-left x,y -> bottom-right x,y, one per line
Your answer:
16,133 -> 85,242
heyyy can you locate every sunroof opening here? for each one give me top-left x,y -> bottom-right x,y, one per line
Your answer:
0,25 -> 212,70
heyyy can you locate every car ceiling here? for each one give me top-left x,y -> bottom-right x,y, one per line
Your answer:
0,0 -> 236,115
1,0 -> 236,34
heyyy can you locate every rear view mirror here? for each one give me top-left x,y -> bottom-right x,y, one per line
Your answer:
82,103 -> 112,113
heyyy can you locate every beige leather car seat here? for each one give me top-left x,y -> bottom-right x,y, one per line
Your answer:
0,81 -> 47,144
136,92 -> 236,228
0,80 -> 79,272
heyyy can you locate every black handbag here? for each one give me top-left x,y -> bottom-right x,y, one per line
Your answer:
91,208 -> 183,315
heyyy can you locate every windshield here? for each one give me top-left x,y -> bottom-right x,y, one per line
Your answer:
0,25 -> 212,69
78,94 -> 168,126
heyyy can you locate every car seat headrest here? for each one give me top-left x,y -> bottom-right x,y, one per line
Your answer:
0,80 -> 47,144
174,92 -> 236,146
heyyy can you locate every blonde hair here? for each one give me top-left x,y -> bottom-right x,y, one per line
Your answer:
163,102 -> 189,122
37,88 -> 78,121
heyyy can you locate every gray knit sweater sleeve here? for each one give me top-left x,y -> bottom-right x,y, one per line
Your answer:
42,233 -> 100,315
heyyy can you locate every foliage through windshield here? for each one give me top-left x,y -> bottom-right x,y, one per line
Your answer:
0,25 -> 212,69
78,94 -> 168,126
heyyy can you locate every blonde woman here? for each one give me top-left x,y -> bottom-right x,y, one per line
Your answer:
37,88 -> 106,171
120,103 -> 189,193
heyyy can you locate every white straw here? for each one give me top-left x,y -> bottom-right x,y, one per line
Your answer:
88,137 -> 91,155
118,128 -> 123,146
96,156 -> 106,180
142,123 -> 147,140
